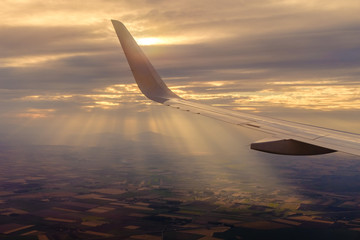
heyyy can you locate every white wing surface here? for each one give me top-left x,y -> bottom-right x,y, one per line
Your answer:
111,20 -> 360,156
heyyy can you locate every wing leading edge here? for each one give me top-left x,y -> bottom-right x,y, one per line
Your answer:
111,20 -> 360,156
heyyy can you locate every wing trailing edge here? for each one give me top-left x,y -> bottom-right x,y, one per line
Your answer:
111,20 -> 360,157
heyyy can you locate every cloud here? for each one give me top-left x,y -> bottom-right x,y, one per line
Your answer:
0,0 -> 359,138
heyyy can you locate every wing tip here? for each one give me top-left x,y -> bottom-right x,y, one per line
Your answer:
111,19 -> 121,24
111,19 -> 125,30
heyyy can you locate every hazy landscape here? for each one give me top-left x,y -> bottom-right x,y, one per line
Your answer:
1,124 -> 360,239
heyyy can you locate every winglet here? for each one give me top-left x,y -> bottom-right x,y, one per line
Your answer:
111,20 -> 179,103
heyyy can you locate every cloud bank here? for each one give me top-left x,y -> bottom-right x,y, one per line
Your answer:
0,0 -> 359,141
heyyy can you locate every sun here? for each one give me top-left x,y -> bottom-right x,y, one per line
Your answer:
136,37 -> 165,46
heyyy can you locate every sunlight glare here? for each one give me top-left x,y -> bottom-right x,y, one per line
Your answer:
136,37 -> 165,46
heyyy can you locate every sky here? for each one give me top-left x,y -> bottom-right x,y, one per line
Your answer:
0,0 -> 360,147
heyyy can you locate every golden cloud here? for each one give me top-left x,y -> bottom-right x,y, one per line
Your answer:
16,108 -> 56,119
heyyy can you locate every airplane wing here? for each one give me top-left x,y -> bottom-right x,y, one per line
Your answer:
111,20 -> 360,156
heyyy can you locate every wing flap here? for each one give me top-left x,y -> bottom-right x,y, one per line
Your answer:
250,138 -> 336,155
